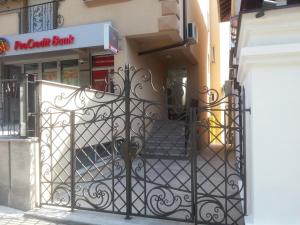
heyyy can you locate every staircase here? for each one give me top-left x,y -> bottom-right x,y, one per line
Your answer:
144,120 -> 190,156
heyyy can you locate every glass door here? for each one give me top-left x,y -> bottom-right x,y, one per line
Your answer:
167,69 -> 188,120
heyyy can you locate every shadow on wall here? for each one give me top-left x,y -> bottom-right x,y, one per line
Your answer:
85,0 -> 131,7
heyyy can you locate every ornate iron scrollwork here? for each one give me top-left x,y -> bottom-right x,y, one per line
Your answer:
39,65 -> 246,225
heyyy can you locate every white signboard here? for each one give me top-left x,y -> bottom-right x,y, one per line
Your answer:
104,24 -> 119,54
0,22 -> 116,57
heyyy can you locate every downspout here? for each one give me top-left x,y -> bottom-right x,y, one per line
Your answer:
138,0 -> 188,55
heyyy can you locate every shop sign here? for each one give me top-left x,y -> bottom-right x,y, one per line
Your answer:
104,24 -> 119,54
14,35 -> 75,51
1,22 -> 117,57
0,38 -> 9,55
93,55 -> 114,67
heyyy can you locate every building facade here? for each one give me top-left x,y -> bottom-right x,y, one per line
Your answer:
0,0 -> 225,217
0,0 -> 219,135
229,0 -> 300,225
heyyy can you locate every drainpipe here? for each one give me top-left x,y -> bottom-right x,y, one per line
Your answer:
138,0 -> 188,55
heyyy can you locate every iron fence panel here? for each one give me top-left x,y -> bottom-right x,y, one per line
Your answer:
39,65 -> 246,225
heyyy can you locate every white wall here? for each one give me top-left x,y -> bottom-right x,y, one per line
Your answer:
251,64 -> 300,225
237,7 -> 300,225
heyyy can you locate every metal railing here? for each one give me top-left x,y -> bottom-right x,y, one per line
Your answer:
0,1 -> 59,34
0,79 -> 21,136
0,75 -> 37,137
20,1 -> 58,34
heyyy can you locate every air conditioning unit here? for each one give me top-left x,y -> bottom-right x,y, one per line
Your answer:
187,23 -> 198,44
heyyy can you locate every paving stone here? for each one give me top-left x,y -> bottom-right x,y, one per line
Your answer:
0,206 -> 65,225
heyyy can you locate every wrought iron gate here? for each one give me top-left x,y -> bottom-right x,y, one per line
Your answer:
39,65 -> 246,225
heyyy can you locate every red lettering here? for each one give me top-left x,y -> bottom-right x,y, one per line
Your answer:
14,35 -> 74,51
14,41 -> 21,50
69,35 -> 75,44
46,38 -> 51,47
52,36 -> 59,46
27,39 -> 34,49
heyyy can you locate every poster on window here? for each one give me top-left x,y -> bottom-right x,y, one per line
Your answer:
63,69 -> 79,86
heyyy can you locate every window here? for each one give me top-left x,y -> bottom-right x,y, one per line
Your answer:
42,61 -> 58,82
92,55 -> 114,92
22,0 -> 57,34
24,63 -> 39,76
61,60 -> 79,86
76,139 -> 124,170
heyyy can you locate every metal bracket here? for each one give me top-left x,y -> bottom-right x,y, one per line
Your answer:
244,108 -> 251,114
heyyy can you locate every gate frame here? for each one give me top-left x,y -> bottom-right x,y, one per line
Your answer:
38,64 -> 247,225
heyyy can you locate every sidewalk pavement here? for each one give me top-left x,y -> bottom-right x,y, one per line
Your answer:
1,205 -> 189,225
0,206 -> 65,225
26,207 -> 189,225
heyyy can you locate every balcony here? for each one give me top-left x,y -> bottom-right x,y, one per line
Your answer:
0,1 -> 58,36
20,1 -> 58,34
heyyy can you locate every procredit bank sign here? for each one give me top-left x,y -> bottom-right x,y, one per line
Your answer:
0,22 -> 118,57
14,35 -> 75,50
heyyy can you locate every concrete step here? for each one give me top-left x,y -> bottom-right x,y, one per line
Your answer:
146,139 -> 186,144
144,120 -> 190,154
25,207 -> 190,225
145,147 -> 187,152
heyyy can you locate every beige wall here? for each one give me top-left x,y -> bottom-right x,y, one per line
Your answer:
185,0 -> 222,145
59,0 -> 161,37
0,13 -> 19,36
0,0 -> 25,10
188,0 -> 209,99
209,0 -> 221,93
0,139 -> 38,211
0,0 -> 25,35
124,39 -> 166,102
209,0 -> 222,143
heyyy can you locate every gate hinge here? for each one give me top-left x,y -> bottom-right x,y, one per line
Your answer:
244,108 -> 251,114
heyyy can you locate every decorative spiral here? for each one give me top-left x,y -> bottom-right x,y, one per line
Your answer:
72,181 -> 112,210
147,187 -> 192,220
197,197 -> 225,224
52,185 -> 71,206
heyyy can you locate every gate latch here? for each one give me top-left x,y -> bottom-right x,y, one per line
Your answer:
120,141 -> 139,160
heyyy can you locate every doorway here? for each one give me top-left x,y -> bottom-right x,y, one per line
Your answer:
92,55 -> 114,92
24,63 -> 39,77
167,69 -> 188,120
